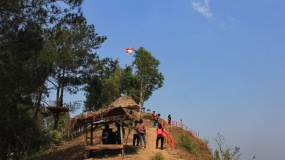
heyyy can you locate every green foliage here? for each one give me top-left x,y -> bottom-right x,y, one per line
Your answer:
214,150 -> 221,160
178,134 -> 197,155
120,66 -> 141,104
84,47 -> 165,112
83,58 -> 120,111
50,130 -> 63,145
149,152 -> 166,160
213,133 -> 241,160
132,47 -> 164,106
0,0 -> 98,159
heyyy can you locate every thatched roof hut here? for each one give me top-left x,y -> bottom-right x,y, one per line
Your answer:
109,94 -> 140,109
66,94 -> 140,159
83,94 -> 140,122
68,94 -> 140,133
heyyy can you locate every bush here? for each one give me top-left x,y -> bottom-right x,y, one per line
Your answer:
50,130 -> 63,145
149,152 -> 166,160
178,134 -> 197,155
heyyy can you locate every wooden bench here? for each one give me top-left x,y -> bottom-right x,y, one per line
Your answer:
85,144 -> 124,150
85,144 -> 124,159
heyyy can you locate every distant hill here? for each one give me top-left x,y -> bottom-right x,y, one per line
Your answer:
29,113 -> 213,160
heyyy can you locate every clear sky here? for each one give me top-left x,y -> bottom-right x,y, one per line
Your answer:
62,0 -> 285,159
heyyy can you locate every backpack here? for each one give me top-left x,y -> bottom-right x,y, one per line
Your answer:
157,128 -> 163,137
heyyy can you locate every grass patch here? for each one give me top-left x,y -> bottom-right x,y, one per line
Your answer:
178,134 -> 197,155
149,152 -> 166,160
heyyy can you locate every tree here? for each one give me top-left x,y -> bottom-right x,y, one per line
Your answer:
83,58 -> 120,111
41,18 -> 106,129
0,0 -> 86,159
120,66 -> 141,103
0,0 -> 84,52
214,133 -> 241,160
132,47 -> 164,109
214,150 -> 221,160
83,48 -> 164,112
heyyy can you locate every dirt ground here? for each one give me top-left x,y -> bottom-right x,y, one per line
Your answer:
86,113 -> 183,160
36,113 -> 201,160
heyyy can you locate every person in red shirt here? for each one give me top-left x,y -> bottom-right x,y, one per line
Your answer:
137,119 -> 146,148
156,123 -> 168,150
151,111 -> 156,127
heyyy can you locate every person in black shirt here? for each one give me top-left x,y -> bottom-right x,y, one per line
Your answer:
102,123 -> 111,158
168,114 -> 171,125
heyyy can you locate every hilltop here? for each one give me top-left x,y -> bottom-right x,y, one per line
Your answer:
30,113 -> 212,160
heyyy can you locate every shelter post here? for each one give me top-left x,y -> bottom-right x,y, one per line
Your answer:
120,118 -> 124,159
84,123 -> 88,145
90,122 -> 93,145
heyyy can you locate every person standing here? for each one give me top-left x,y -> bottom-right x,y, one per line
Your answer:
137,119 -> 146,148
154,113 -> 160,127
151,111 -> 156,127
132,120 -> 139,146
115,122 -> 125,144
102,123 -> 111,158
168,114 -> 171,126
156,123 -> 168,150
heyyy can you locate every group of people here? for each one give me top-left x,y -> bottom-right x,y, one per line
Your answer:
102,112 -> 172,157
151,111 -> 172,127
132,111 -> 169,150
132,119 -> 147,148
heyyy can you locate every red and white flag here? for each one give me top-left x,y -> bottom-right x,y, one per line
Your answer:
124,47 -> 134,54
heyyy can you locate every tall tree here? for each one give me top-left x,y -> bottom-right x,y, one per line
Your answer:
83,58 -> 120,111
0,0 -> 85,159
132,47 -> 164,108
42,18 -> 106,129
120,65 -> 141,103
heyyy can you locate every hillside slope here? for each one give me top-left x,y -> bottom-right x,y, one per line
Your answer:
30,113 -> 212,160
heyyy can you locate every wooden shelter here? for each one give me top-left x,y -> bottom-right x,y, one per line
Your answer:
69,94 -> 140,159
47,106 -> 69,130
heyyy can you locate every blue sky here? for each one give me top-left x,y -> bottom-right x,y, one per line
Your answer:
61,0 -> 285,159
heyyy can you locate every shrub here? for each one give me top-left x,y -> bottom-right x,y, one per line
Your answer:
149,152 -> 166,160
178,134 -> 197,155
50,130 -> 63,145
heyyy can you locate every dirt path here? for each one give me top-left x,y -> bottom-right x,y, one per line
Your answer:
88,120 -> 179,160
36,112 -> 211,160
125,127 -> 173,160
39,114 -> 187,160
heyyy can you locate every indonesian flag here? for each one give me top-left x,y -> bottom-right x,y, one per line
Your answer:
125,47 -> 134,54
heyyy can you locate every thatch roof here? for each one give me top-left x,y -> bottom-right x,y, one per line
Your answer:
109,94 -> 139,109
67,95 -> 140,132
83,94 -> 140,122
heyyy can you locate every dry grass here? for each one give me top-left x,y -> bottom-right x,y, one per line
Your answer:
141,113 -> 213,160
167,127 -> 213,160
31,113 -> 213,160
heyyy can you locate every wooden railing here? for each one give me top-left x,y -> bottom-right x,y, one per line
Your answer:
171,121 -> 199,138
161,120 -> 175,151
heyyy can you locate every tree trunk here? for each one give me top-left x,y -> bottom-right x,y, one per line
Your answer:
34,92 -> 42,118
53,110 -> 59,130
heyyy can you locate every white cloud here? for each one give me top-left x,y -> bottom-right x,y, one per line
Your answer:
227,15 -> 236,29
191,0 -> 213,18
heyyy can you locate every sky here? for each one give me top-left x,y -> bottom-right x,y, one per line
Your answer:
60,0 -> 285,159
